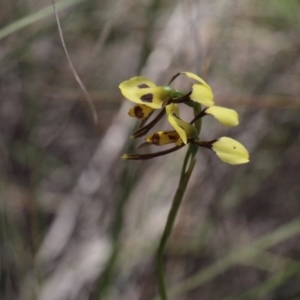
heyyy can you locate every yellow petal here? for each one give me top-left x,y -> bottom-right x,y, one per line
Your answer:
120,76 -> 156,90
212,137 -> 249,165
146,131 -> 180,146
128,104 -> 154,119
205,106 -> 239,126
166,104 -> 197,144
191,84 -> 214,106
136,86 -> 174,109
166,104 -> 187,144
180,72 -> 214,106
181,72 -> 210,87
119,77 -> 174,109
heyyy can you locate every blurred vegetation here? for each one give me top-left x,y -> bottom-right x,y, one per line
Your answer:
1,0 -> 300,300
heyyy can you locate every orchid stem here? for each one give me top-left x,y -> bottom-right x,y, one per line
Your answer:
156,103 -> 201,300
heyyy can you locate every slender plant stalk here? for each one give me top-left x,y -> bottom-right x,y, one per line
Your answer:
51,0 -> 98,123
156,150 -> 196,300
156,104 -> 201,300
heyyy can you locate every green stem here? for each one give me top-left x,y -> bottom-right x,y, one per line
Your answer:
156,148 -> 196,300
156,103 -> 201,300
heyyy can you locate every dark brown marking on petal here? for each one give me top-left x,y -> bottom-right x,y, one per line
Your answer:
140,93 -> 153,103
163,131 -> 177,140
134,106 -> 144,119
168,134 -> 178,140
138,83 -> 150,88
152,133 -> 160,145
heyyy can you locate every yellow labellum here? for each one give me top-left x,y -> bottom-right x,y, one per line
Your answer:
181,72 -> 214,107
166,104 -> 198,144
166,104 -> 187,144
128,104 -> 154,119
212,137 -> 249,165
205,106 -> 239,126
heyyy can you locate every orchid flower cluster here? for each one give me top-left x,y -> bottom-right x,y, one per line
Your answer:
119,72 -> 249,165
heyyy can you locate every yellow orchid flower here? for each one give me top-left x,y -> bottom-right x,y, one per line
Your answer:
120,72 -> 249,165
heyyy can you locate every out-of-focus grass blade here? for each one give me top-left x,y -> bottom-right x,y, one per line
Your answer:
151,218 -> 300,300
0,0 -> 86,41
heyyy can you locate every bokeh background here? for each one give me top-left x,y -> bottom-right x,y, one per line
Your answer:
1,0 -> 300,299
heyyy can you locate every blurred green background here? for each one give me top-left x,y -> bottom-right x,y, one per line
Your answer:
1,0 -> 300,299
